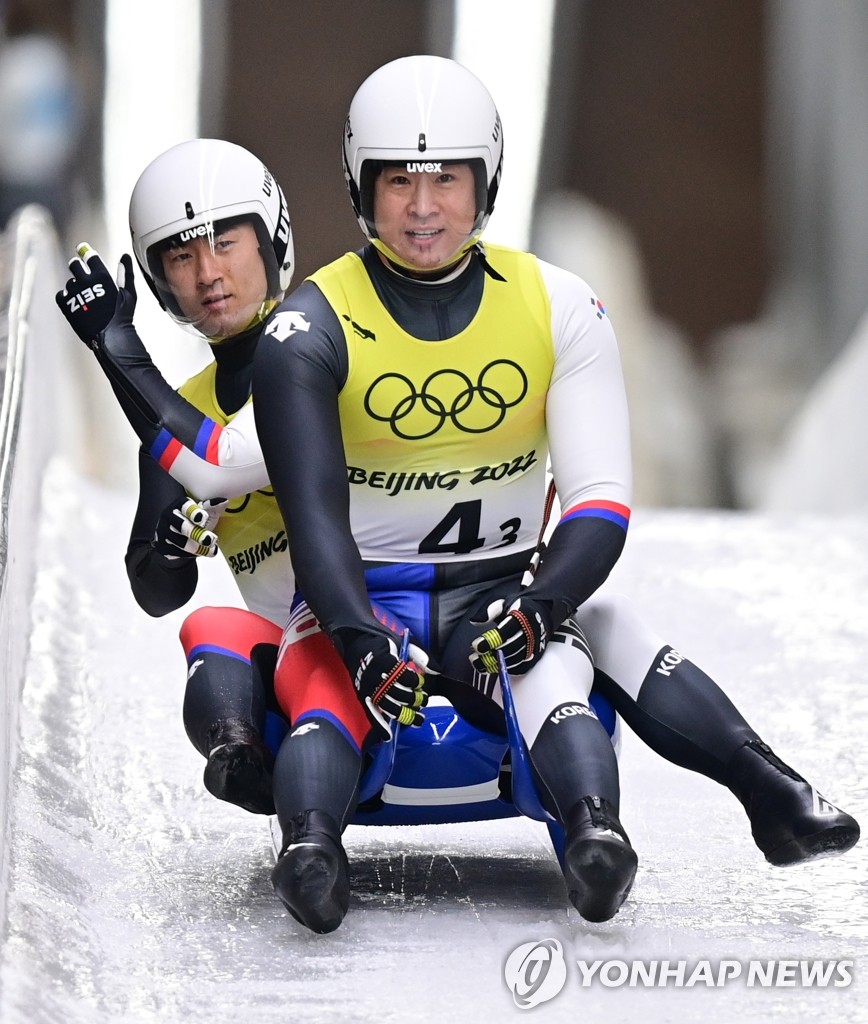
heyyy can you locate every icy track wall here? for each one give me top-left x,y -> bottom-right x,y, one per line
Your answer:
0,206 -> 63,928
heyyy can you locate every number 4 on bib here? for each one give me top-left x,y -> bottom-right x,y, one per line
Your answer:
418,500 -> 520,555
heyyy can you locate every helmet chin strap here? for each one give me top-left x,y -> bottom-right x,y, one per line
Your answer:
373,230 -> 503,282
377,247 -> 470,282
376,242 -> 507,285
472,242 -> 507,282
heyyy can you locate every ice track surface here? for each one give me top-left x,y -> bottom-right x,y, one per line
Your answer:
1,457 -> 866,1024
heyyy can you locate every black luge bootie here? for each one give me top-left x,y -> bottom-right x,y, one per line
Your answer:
562,796 -> 638,922
203,718 -> 275,816
727,739 -> 860,866
271,809 -> 350,934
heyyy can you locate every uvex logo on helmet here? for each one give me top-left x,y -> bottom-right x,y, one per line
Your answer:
406,161 -> 442,173
179,224 -> 210,243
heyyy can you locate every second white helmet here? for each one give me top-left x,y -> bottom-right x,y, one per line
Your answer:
342,55 -> 503,269
128,138 -> 293,336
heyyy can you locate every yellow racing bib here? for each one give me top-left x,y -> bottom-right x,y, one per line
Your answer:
311,246 -> 555,561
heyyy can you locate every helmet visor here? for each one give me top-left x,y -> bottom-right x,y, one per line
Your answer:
363,160 -> 488,272
146,215 -> 279,340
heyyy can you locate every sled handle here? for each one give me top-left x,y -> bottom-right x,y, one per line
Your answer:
357,629 -> 409,803
497,650 -> 557,824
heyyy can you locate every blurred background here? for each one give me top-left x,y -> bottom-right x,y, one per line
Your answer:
1,0 -> 866,513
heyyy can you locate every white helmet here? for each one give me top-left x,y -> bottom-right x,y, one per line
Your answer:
342,55 -> 503,269
129,138 -> 293,334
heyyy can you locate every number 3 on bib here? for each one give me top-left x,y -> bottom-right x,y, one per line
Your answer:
418,500 -> 520,555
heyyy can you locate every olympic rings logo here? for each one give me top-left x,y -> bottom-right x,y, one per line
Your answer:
364,359 -> 528,440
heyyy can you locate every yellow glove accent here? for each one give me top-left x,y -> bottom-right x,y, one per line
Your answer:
188,524 -> 213,545
480,652 -> 499,674
482,627 -> 502,646
397,706 -> 418,726
479,627 -> 503,673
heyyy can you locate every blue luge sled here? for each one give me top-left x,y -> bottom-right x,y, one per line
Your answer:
349,665 -> 620,866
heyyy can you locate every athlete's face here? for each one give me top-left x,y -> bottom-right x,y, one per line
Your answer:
373,163 -> 477,272
160,221 -> 268,340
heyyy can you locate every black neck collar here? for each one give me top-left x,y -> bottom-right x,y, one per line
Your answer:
209,320 -> 262,370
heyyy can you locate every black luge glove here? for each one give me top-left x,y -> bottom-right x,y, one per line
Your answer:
469,595 -> 554,675
55,243 -> 121,346
151,496 -> 225,560
341,631 -> 429,740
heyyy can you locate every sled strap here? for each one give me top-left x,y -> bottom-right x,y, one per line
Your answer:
425,674 -> 507,735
